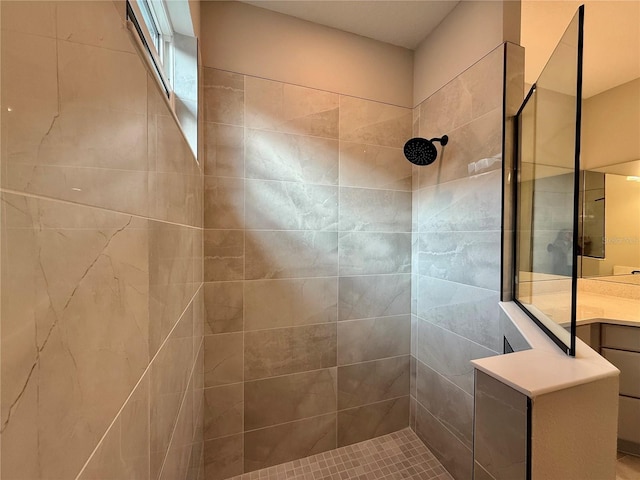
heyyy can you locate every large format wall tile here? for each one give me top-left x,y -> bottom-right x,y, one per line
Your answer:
416,319 -> 495,395
245,77 -> 339,138
339,232 -> 411,275
244,368 -> 337,430
204,282 -> 243,334
244,414 -> 337,472
339,187 -> 411,232
415,403 -> 472,480
204,333 -> 243,387
203,123 -> 244,178
204,434 -> 244,480
245,230 -> 338,279
1,193 -> 149,479
337,396 -> 409,447
245,129 -> 338,184
419,47 -> 503,136
339,142 -> 411,191
337,356 -> 410,409
78,372 -> 150,480
204,230 -> 244,282
417,276 -> 501,352
417,170 -> 502,232
416,361 -> 473,449
204,384 -> 244,441
204,176 -> 245,229
203,69 -> 244,126
337,316 -> 410,365
150,306 -> 194,480
339,96 -> 411,148
245,180 -> 338,231
1,1 -> 56,37
338,274 -> 411,321
244,277 -> 337,330
244,324 -> 337,380
418,230 -> 501,291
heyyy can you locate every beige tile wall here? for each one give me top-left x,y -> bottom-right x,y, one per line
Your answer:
202,68 -> 413,478
0,2 -> 204,479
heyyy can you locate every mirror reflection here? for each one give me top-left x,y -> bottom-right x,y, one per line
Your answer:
579,77 -> 640,286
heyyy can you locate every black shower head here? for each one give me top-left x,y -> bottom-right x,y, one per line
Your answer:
403,135 -> 448,166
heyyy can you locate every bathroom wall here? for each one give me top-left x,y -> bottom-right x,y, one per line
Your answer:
199,1 -> 414,108
411,44 -> 514,480
201,67 -> 413,478
0,2 -> 204,479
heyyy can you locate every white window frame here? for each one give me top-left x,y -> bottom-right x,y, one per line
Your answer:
127,0 -> 174,98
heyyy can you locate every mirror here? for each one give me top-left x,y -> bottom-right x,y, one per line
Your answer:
579,76 -> 640,285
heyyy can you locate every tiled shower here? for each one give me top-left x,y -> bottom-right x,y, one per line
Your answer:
0,2 -> 522,480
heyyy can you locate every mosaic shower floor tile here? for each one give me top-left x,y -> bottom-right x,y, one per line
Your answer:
227,428 -> 453,480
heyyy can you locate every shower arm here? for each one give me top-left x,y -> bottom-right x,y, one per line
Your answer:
429,135 -> 449,146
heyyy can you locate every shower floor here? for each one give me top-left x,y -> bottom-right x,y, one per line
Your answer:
227,428 -> 453,480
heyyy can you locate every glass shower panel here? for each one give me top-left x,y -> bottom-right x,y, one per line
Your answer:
514,6 -> 584,355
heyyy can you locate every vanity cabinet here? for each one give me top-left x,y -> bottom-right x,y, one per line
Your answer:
599,324 -> 640,455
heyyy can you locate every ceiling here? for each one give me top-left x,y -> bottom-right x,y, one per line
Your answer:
240,1 -> 459,50
238,0 -> 640,99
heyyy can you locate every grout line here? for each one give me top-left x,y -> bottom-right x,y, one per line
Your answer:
0,188 -> 203,231
74,284 -> 203,480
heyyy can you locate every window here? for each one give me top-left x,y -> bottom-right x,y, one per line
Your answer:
127,0 -> 174,97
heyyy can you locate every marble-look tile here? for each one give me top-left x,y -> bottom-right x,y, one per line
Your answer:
339,232 -> 411,276
1,193 -> 149,480
417,276 -> 502,352
204,434 -> 244,480
417,108 -> 502,189
337,356 -> 410,409
337,396 -> 409,447
159,375 -> 195,480
244,324 -> 337,380
417,170 -> 502,232
151,170 -> 203,228
149,220 -> 197,356
56,0 -> 135,53
153,114 -> 199,175
203,69 -> 244,126
419,47 -> 503,136
338,274 -> 411,321
339,96 -> 411,148
244,414 -> 337,473
204,123 -> 244,178
204,384 -> 244,441
245,231 -> 337,280
244,368 -> 337,430
245,129 -> 338,185
77,371 -> 150,480
418,230 -> 501,291
1,29 -> 58,168
410,396 -> 417,432
416,361 -> 473,449
150,304 -> 194,480
475,461 -> 497,480
204,177 -> 244,229
339,142 -> 411,191
1,1 -> 56,36
415,403 -> 472,480
204,230 -> 244,282
416,319 -> 496,395
339,187 -> 411,233
411,314 -> 418,356
245,76 -> 339,138
244,277 -> 337,331
245,180 -> 338,231
474,371 -> 527,480
204,333 -> 243,387
204,282 -> 243,334
410,355 -> 417,397
6,164 -> 150,217
337,315 -> 410,365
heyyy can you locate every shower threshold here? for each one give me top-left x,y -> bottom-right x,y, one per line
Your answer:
226,428 -> 453,480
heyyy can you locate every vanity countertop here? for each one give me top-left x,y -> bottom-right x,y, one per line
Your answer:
576,291 -> 640,327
